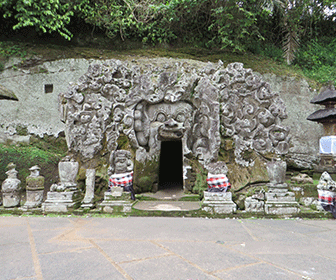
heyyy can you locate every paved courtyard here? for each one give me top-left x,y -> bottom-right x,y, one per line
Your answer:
1,216 -> 335,280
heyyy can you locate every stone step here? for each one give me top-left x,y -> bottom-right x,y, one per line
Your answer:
133,201 -> 201,211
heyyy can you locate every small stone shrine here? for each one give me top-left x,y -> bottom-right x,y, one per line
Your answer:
264,159 -> 300,215
202,162 -> 237,214
1,163 -> 21,208
100,150 -> 135,213
42,156 -> 80,212
22,165 -> 45,209
307,86 -> 336,172
316,172 -> 336,218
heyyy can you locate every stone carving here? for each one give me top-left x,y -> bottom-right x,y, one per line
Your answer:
215,63 -> 290,166
50,156 -> 79,192
264,159 -> 300,215
100,150 -> 135,212
42,157 -> 80,212
108,150 -> 135,200
23,165 -> 44,209
316,172 -> 336,218
291,173 -> 314,185
1,163 -> 21,208
245,191 -> 265,213
60,60 -> 290,192
81,169 -> 96,209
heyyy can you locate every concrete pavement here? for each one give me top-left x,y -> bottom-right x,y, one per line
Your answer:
1,216 -> 336,280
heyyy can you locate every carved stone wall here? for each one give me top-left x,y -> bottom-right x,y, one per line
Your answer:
60,60 -> 290,192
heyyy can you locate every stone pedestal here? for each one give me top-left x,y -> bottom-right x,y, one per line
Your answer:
264,160 -> 300,215
265,185 -> 300,215
202,191 -> 237,214
2,191 -> 21,208
42,191 -> 80,212
81,169 -> 95,209
99,187 -> 133,213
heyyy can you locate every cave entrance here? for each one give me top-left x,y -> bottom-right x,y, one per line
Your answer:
158,140 -> 183,190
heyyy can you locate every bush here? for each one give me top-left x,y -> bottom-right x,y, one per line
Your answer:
295,38 -> 336,85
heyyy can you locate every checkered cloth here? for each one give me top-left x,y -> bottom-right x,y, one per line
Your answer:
109,172 -> 133,189
207,173 -> 231,192
318,189 -> 336,206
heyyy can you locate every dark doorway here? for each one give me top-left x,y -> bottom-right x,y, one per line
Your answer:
158,141 -> 183,190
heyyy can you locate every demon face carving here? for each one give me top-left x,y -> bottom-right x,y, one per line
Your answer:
134,101 -> 194,154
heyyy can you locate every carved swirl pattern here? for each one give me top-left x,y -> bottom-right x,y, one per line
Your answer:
60,60 -> 290,167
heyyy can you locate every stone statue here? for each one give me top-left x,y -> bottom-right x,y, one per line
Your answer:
23,165 -> 44,209
317,171 -> 336,218
108,150 -> 135,200
42,156 -> 79,212
50,155 -> 79,192
1,163 -> 21,208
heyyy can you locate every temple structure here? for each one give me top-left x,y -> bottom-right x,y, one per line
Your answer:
59,60 -> 290,196
307,86 -> 336,172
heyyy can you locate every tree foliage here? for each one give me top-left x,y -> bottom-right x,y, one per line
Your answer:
1,0 -> 336,55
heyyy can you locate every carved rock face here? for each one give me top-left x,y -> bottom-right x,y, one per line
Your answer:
60,60 -> 290,189
135,101 -> 193,152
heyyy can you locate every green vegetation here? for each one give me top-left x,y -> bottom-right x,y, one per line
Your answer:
0,41 -> 27,58
0,142 -> 67,189
1,0 -> 335,75
8,2 -> 334,86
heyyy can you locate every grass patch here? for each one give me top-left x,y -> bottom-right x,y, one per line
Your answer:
0,143 -> 66,189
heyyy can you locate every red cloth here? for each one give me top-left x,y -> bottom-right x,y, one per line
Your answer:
109,172 -> 133,188
318,189 -> 335,206
207,173 -> 231,191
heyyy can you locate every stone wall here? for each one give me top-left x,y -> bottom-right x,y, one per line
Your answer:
0,58 -> 323,170
263,74 -> 323,168
0,58 -> 99,141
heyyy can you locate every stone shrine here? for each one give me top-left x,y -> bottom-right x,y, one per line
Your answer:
59,61 -> 290,198
100,150 -> 135,213
307,86 -> 336,172
1,163 -> 21,208
202,161 -> 237,214
264,159 -> 300,215
22,165 -> 45,209
42,156 -> 80,212
316,172 -> 336,218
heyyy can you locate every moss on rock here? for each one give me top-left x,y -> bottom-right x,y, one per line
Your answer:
227,154 -> 269,191
134,158 -> 159,193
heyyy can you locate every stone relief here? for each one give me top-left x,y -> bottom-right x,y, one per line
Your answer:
60,60 -> 290,190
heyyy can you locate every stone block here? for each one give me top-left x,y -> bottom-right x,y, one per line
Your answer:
42,191 -> 80,213
265,191 -> 300,215
264,203 -> 300,215
202,191 -> 237,214
244,197 -> 265,213
100,191 -> 134,213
